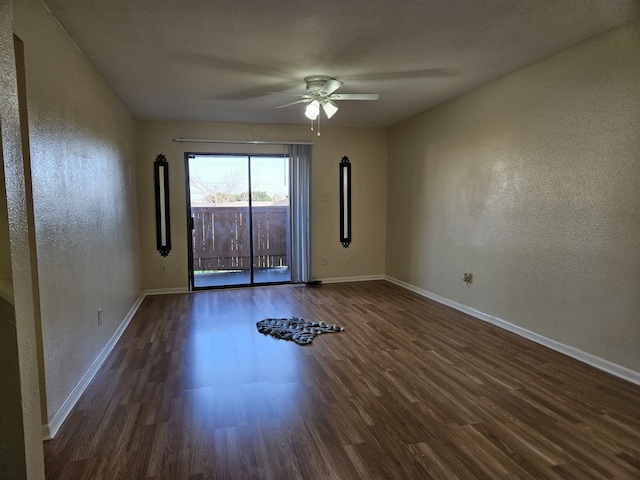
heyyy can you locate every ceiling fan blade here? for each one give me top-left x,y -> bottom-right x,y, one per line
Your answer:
274,98 -> 310,108
319,79 -> 343,96
330,93 -> 379,101
266,91 -> 307,96
322,100 -> 338,119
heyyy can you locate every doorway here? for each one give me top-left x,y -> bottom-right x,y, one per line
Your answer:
186,154 -> 291,289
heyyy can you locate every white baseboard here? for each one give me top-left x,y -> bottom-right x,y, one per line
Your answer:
385,275 -> 640,387
316,274 -> 385,284
143,287 -> 190,296
44,291 -> 147,439
42,424 -> 51,441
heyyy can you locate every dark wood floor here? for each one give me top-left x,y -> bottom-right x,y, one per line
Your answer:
44,281 -> 640,479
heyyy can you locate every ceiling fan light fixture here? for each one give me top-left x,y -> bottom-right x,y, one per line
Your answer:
304,100 -> 320,120
322,99 -> 338,119
272,76 -> 378,129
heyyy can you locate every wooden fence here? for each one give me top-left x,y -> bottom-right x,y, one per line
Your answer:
191,206 -> 289,271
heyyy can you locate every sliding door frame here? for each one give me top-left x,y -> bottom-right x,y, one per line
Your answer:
184,152 -> 292,290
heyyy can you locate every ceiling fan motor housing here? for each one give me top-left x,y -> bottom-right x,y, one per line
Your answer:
304,75 -> 335,95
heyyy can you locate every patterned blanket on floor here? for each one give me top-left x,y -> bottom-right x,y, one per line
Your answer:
256,317 -> 344,345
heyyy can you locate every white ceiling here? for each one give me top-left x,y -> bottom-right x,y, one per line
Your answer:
42,0 -> 639,128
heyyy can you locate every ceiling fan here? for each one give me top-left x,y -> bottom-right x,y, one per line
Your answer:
270,75 -> 379,121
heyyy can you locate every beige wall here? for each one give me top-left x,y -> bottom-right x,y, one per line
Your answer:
0,157 -> 12,305
1,0 -> 45,476
0,137 -> 29,479
0,160 -> 12,304
136,121 -> 387,290
387,21 -> 640,372
12,0 -> 141,427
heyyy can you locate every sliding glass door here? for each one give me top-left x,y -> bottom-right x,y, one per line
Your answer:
186,154 -> 291,289
249,156 -> 291,284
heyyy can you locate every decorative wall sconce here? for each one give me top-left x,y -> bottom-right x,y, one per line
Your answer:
339,156 -> 351,248
154,154 -> 171,257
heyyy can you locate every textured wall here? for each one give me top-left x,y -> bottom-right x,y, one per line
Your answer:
0,161 -> 12,305
12,0 -> 141,424
311,126 -> 387,281
387,21 -> 640,372
0,0 -> 45,477
136,121 -> 387,290
0,128 -> 26,479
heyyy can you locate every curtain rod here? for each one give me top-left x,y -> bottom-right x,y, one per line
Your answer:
172,138 -> 313,146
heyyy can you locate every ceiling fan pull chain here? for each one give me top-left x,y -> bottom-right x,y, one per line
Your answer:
317,113 -> 321,136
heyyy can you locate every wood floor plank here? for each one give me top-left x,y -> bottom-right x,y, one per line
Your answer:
44,281 -> 640,479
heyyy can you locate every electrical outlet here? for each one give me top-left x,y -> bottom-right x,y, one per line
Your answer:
322,193 -> 328,202
97,308 -> 102,325
346,255 -> 351,264
322,256 -> 328,265
463,273 -> 473,286
161,265 -> 167,274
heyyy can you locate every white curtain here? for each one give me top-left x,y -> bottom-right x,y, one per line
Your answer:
288,144 -> 312,283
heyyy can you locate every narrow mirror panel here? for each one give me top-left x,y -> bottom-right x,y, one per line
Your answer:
339,156 -> 351,248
